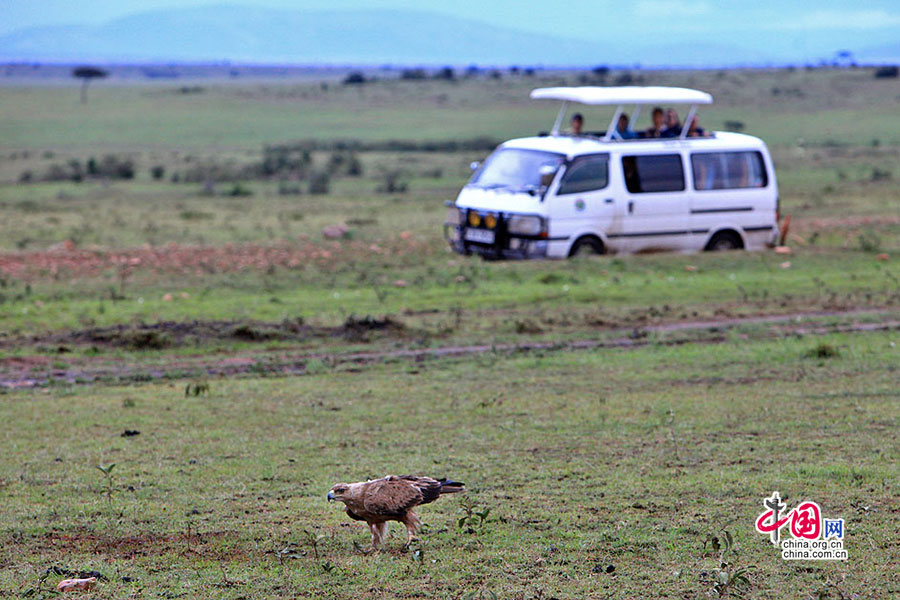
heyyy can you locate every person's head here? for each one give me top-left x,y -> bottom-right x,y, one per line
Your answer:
665,108 -> 680,127
652,107 -> 664,128
571,113 -> 583,134
617,113 -> 630,132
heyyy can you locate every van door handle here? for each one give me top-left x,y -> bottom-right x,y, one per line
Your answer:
628,201 -> 634,214
604,198 -> 614,204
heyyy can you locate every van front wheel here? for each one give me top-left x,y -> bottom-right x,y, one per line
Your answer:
568,236 -> 605,257
705,231 -> 743,252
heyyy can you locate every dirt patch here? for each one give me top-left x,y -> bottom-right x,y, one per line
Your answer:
2,316 -> 408,351
38,529 -> 244,561
1,308 -> 895,390
0,238 -> 431,281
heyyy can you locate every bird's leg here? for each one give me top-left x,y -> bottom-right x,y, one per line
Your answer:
402,512 -> 421,550
372,522 -> 387,551
368,523 -> 380,552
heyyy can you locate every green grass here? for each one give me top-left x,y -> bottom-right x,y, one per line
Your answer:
1,67 -> 898,598
0,330 -> 896,598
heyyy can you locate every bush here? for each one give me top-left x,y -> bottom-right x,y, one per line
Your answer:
400,69 -> 427,80
433,67 -> 455,81
343,71 -> 366,85
261,145 -> 312,177
150,165 -> 166,180
278,179 -> 302,195
226,182 -> 253,197
376,170 -> 408,193
326,151 -> 364,177
874,66 -> 899,79
308,171 -> 330,195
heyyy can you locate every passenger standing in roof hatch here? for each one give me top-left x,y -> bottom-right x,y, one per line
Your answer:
570,113 -> 584,135
642,107 -> 665,138
615,113 -> 638,139
686,115 -> 709,137
661,108 -> 682,138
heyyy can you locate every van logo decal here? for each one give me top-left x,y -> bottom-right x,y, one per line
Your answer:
575,199 -> 586,212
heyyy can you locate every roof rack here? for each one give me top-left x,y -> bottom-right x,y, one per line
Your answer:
530,86 -> 714,141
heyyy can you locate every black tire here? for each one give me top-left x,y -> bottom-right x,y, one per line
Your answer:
705,231 -> 744,252
568,236 -> 605,257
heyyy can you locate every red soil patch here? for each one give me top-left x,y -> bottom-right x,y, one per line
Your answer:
0,238 -> 431,281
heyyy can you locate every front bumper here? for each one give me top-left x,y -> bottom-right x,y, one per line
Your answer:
444,223 -> 548,259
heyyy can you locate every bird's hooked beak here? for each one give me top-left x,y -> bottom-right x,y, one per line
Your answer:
327,491 -> 335,502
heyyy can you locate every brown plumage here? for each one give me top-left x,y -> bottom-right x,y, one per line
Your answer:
328,475 -> 465,549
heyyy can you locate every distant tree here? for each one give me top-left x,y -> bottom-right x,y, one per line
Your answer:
874,65 -> 899,79
523,67 -> 536,77
343,71 -> 367,85
433,66 -> 455,81
464,65 -> 480,78
592,65 -> 609,83
509,65 -> 520,75
73,66 -> 108,103
400,68 -> 427,80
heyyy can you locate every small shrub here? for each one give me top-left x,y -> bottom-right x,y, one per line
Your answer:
343,71 -> 366,85
400,68 -> 427,80
18,171 -> 33,183
433,66 -> 455,81
614,72 -> 634,85
308,171 -> 330,195
805,343 -> 840,359
724,120 -> 745,132
123,330 -> 170,350
376,170 -> 407,193
278,179 -> 302,195
871,168 -> 892,181
150,165 -> 166,180
226,182 -> 253,197
857,231 -> 881,253
874,65 -> 899,79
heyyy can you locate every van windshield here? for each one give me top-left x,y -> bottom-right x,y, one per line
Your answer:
470,148 -> 565,193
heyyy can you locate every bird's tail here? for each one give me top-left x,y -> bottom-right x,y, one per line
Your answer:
438,478 -> 466,494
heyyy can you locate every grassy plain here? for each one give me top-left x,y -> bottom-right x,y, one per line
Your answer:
0,66 -> 898,598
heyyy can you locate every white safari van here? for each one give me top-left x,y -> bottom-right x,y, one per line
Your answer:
445,86 -> 778,258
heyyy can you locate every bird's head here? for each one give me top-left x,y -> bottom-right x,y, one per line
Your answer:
327,483 -> 350,503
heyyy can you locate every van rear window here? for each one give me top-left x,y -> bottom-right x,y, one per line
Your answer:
622,154 -> 685,193
691,151 -> 768,190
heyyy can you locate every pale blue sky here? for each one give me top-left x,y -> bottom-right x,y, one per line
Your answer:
3,1 -> 899,64
5,1 -> 900,38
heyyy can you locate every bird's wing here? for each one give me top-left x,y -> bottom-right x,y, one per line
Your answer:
399,475 -> 443,504
362,475 -> 424,516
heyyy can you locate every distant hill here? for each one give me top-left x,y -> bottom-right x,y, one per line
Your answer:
0,5 -> 775,67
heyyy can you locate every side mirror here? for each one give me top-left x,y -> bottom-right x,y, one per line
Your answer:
470,161 -> 481,171
539,164 -> 558,188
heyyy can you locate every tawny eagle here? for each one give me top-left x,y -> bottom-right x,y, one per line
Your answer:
328,475 -> 465,549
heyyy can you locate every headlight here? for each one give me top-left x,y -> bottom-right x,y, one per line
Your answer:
446,206 -> 462,225
484,213 -> 497,229
468,211 -> 481,227
507,214 -> 544,236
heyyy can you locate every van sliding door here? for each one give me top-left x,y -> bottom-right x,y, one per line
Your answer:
618,154 -> 689,253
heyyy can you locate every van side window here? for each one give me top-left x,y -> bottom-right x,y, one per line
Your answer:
691,151 -> 768,190
557,155 -> 609,195
622,154 -> 685,193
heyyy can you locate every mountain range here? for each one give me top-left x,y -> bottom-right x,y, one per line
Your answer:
0,5 -> 896,67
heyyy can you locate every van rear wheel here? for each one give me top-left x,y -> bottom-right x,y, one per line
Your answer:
705,231 -> 743,252
568,236 -> 605,257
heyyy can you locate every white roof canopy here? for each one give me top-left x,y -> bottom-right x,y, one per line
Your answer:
530,86 -> 713,106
